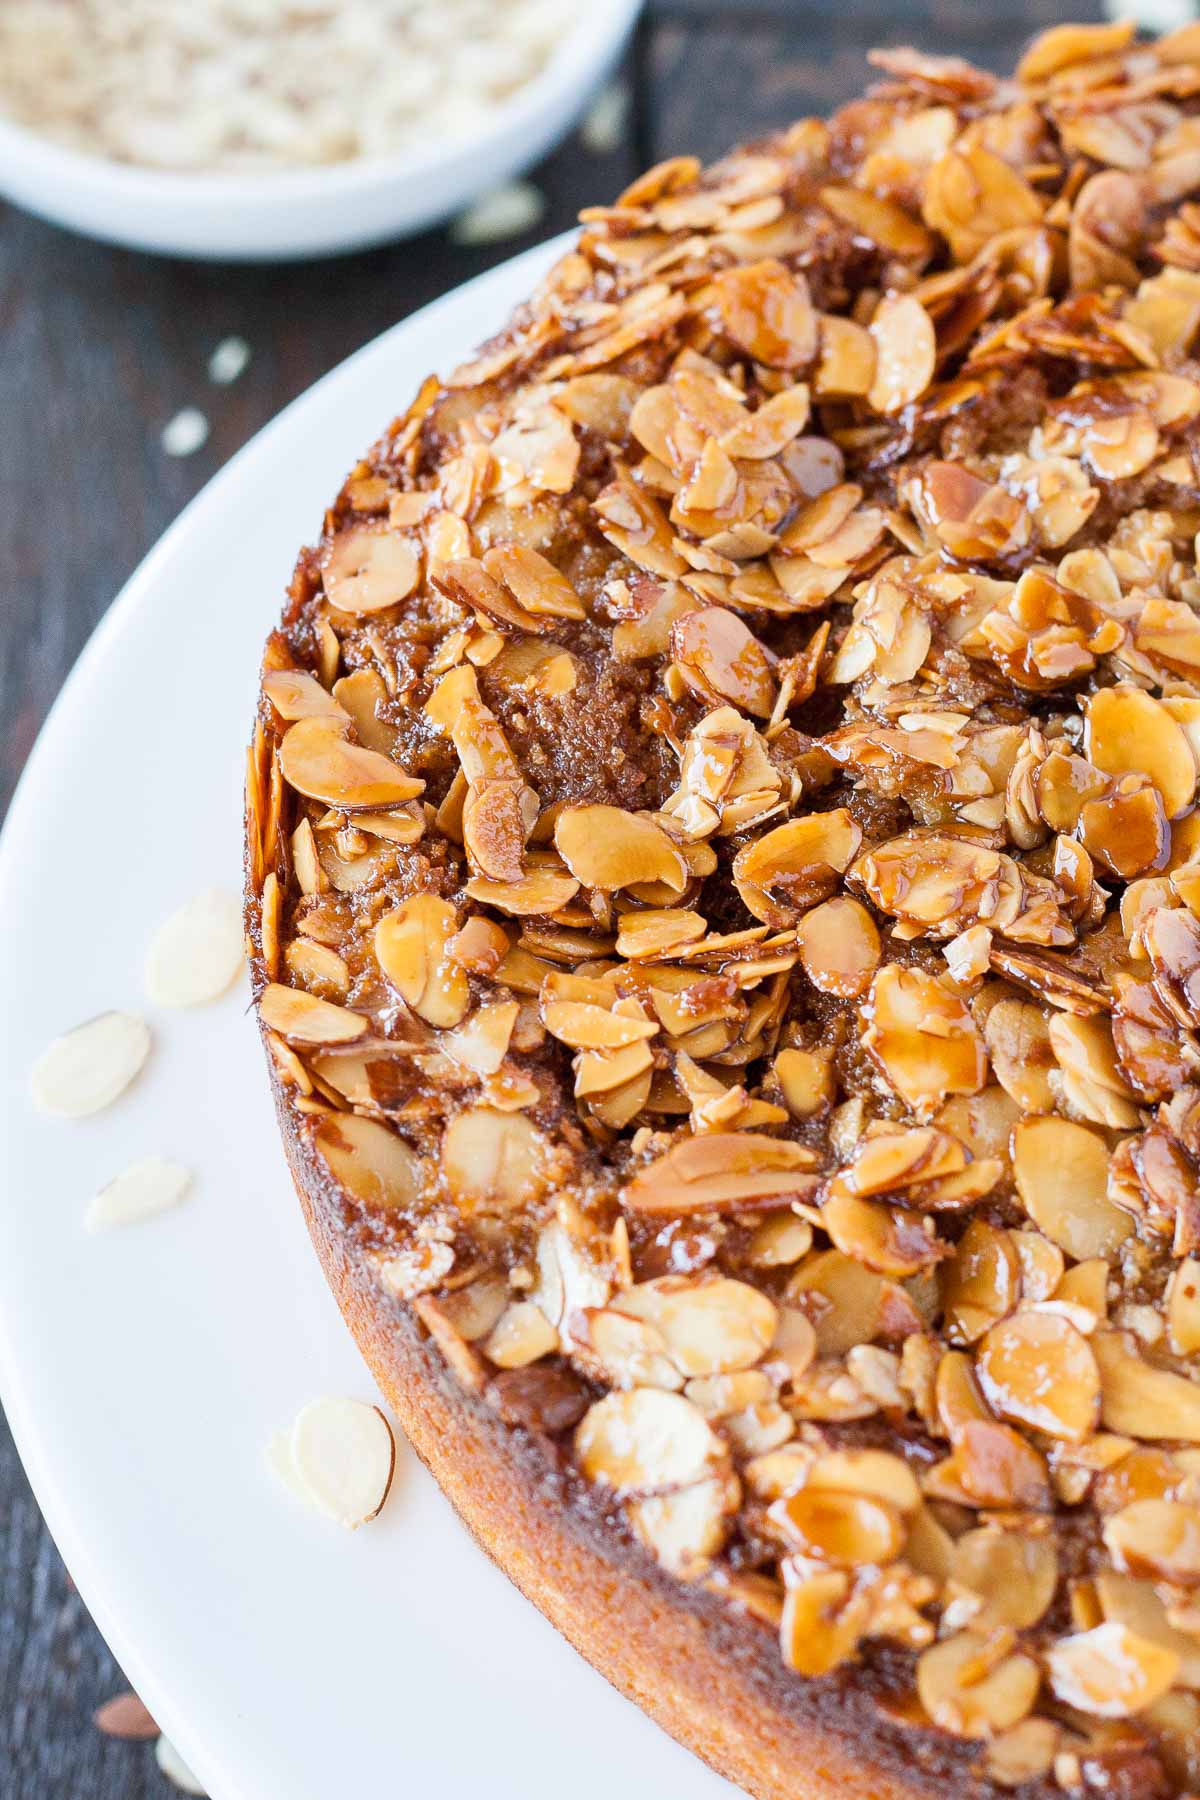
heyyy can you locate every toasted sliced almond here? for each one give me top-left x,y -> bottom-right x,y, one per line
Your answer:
576,1387 -> 725,1492
86,1157 -> 191,1232
443,1107 -> 547,1213
554,805 -> 687,893
279,718 -> 423,810
976,1312 -> 1100,1443
1104,1498 -> 1200,1585
30,1011 -> 151,1118
951,1527 -> 1058,1630
1047,1621 -> 1179,1718
769,1486 -> 905,1567
1094,1329 -> 1200,1442
613,1275 -> 778,1376
1012,1117 -> 1133,1261
259,983 -> 365,1045
280,1397 -> 396,1528
916,1630 -> 1041,1738
312,1113 -> 421,1213
145,888 -> 244,1007
623,1131 -> 818,1215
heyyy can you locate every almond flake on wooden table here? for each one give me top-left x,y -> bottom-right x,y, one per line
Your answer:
160,407 -> 209,458
450,181 -> 545,246
155,1733 -> 207,1794
580,82 -> 629,155
268,1398 -> 396,1527
145,887 -> 244,1006
85,1157 -> 191,1231
92,1691 -> 159,1739
207,336 -> 250,385
29,1011 -> 151,1117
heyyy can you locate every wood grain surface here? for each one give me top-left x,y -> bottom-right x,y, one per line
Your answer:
0,3 -> 1103,1794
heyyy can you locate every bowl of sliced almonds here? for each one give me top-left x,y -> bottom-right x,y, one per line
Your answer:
0,0 -> 641,259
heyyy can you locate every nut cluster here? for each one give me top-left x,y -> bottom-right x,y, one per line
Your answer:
249,22 -> 1200,1794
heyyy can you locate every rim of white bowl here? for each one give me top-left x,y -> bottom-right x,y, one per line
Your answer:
0,1 -> 643,207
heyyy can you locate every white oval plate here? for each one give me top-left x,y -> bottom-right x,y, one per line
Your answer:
0,240 -> 734,1800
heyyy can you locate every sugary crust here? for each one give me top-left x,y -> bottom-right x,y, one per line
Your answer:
265,1031 -> 1009,1800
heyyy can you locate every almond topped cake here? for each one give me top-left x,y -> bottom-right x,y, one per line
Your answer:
246,21 -> 1200,1798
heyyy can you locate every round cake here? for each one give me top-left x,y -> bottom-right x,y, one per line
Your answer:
246,21 -> 1200,1798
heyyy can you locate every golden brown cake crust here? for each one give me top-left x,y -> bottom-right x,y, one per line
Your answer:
246,19 -> 1200,1799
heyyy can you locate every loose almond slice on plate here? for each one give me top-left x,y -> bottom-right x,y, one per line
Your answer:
29,1011 -> 151,1117
270,1397 -> 396,1529
85,1157 -> 191,1231
145,887 -> 245,1006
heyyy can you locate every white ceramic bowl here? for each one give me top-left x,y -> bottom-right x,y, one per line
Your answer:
0,2 -> 642,261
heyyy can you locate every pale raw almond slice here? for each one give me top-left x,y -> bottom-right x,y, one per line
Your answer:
86,1157 -> 191,1232
284,1397 -> 396,1527
155,1735 -> 207,1795
30,1011 -> 151,1118
1046,1621 -> 1180,1718
145,888 -> 244,1006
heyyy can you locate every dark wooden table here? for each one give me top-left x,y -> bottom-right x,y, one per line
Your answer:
0,2 -> 1102,1793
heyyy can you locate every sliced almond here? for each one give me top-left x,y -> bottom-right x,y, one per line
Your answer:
281,1397 -> 396,1527
554,805 -> 687,893
575,1387 -> 725,1492
1047,1621 -> 1179,1719
622,1132 -> 818,1215
443,1107 -> 547,1214
794,896 -> 880,998
312,1112 -> 421,1213
915,1630 -> 1040,1738
375,895 -> 469,1028
613,1275 -> 778,1376
259,983 -> 365,1045
322,526 -> 419,616
976,1311 -> 1100,1443
1104,1498 -> 1200,1586
155,1736 -> 206,1796
769,1486 -> 905,1567
145,888 -> 244,1006
85,1157 -> 191,1232
951,1527 -> 1058,1631
1094,1329 -> 1200,1443
279,717 -> 423,810
1012,1116 -> 1133,1261
30,1011 -> 151,1118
